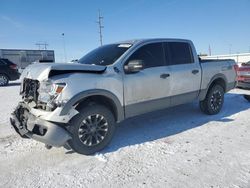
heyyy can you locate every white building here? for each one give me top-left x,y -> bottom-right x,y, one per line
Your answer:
201,53 -> 250,65
0,49 -> 55,69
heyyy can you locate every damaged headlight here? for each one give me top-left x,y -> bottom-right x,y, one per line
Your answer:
38,80 -> 66,105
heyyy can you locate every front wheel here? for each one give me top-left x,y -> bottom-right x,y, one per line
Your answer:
244,95 -> 250,102
68,104 -> 116,155
200,85 -> 225,115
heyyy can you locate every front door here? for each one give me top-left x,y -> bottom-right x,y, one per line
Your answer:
123,42 -> 172,118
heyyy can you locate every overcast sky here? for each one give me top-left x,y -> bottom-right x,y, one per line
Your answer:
0,0 -> 250,61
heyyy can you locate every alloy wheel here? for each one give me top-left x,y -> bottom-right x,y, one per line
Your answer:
210,90 -> 223,111
0,75 -> 8,86
78,114 -> 108,146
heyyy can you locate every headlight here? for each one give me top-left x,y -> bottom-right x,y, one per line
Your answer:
38,80 -> 66,104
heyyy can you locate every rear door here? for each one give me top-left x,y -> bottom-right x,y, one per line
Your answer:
123,42 -> 172,117
165,42 -> 201,106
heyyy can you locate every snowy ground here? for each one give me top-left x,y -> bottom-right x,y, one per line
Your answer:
0,81 -> 250,188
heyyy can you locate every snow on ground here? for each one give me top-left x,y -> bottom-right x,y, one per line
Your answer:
0,81 -> 250,188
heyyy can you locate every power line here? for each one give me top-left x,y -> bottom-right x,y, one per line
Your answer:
35,42 -> 49,50
96,9 -> 104,46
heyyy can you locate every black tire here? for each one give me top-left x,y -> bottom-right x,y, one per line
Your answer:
199,85 -> 224,115
68,104 -> 116,155
243,95 -> 250,102
0,74 -> 9,86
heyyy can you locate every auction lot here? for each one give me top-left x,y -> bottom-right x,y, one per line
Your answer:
0,81 -> 250,188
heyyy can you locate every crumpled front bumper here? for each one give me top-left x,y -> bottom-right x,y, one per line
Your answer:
10,102 -> 72,147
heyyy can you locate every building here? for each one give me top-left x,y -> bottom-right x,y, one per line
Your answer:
0,49 -> 55,69
201,53 -> 250,65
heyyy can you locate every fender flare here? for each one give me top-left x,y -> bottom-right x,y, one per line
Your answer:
60,89 -> 124,122
199,73 -> 228,101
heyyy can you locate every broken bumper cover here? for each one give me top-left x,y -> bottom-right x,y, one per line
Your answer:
10,103 -> 72,147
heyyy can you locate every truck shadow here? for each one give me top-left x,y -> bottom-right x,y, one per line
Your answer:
100,93 -> 249,154
6,82 -> 21,87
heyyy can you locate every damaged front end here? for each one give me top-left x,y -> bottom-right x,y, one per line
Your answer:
20,78 -> 66,111
10,78 -> 72,147
10,103 -> 30,138
10,63 -> 106,149
10,102 -> 72,147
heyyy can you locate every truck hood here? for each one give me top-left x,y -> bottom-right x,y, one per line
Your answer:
21,63 -> 107,81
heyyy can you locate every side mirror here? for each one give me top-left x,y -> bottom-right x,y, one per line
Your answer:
124,60 -> 144,73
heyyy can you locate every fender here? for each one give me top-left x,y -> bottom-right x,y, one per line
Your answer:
199,73 -> 228,101
60,89 -> 124,122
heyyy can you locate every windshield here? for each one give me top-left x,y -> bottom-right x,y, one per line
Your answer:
78,43 -> 132,66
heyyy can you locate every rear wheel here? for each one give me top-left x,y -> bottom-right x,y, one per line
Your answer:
0,74 -> 9,86
243,95 -> 250,102
68,104 -> 116,155
199,85 -> 224,115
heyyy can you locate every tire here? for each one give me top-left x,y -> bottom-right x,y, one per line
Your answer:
243,95 -> 250,102
67,104 -> 116,155
199,84 -> 224,115
0,74 -> 9,86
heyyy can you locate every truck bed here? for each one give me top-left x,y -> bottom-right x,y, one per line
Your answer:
199,59 -> 236,100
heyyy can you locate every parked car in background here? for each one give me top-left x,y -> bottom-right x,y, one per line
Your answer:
237,61 -> 250,101
0,58 -> 20,86
10,39 -> 237,155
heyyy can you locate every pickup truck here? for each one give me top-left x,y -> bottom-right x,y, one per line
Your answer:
10,39 -> 237,155
237,61 -> 250,101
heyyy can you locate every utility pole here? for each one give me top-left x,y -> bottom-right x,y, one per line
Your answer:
208,45 -> 211,56
96,9 -> 104,46
62,33 -> 67,62
35,42 -> 48,50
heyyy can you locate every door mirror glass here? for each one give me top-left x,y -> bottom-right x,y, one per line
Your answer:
124,60 -> 144,73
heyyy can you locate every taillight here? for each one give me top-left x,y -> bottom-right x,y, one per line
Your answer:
237,76 -> 244,81
9,64 -> 17,70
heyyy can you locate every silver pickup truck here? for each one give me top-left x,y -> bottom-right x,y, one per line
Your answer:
10,39 -> 237,155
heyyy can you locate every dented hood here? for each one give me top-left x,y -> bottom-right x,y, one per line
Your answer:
21,63 -> 106,81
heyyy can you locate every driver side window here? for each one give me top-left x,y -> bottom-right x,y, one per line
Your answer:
127,42 -> 165,69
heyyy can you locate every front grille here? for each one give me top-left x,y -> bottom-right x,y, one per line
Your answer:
21,78 -> 40,103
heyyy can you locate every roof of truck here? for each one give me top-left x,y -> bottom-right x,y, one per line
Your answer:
118,38 -> 192,45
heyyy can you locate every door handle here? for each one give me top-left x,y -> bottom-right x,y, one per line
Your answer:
160,73 -> 170,79
192,70 -> 199,74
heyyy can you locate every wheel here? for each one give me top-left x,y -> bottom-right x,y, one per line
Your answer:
199,85 -> 224,115
243,95 -> 250,102
0,74 -> 9,86
67,104 -> 116,155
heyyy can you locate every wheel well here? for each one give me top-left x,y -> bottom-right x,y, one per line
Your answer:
75,95 -> 118,121
209,78 -> 226,91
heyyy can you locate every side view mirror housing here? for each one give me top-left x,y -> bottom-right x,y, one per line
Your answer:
124,60 -> 144,74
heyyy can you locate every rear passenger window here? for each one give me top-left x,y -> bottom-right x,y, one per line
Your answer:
128,43 -> 165,69
168,42 -> 194,65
